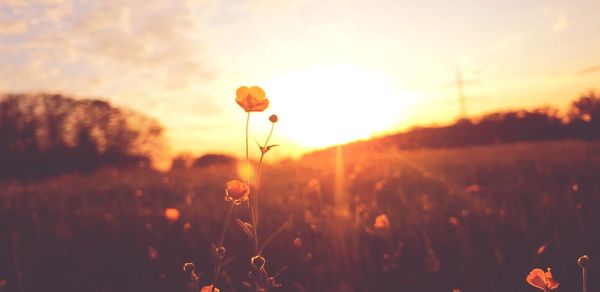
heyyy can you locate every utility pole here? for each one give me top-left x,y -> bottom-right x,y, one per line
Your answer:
451,65 -> 482,120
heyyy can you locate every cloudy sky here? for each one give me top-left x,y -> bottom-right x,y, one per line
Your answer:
1,0 -> 600,158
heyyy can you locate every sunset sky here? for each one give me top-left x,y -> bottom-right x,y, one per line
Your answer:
1,0 -> 600,158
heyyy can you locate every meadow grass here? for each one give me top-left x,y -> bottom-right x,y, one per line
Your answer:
0,140 -> 598,291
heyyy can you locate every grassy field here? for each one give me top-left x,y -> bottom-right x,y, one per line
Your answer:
1,140 -> 599,292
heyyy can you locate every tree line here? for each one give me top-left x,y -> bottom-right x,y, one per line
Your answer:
306,91 -> 600,159
0,93 -> 165,178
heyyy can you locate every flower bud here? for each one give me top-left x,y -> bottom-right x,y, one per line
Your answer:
182,262 -> 196,273
578,255 -> 590,269
251,255 -> 266,269
269,114 -> 278,123
215,246 -> 226,257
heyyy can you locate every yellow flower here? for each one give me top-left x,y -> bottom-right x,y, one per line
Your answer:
200,285 -> 220,292
526,268 -> 559,291
236,86 -> 269,112
374,214 -> 390,229
164,208 -> 180,222
225,180 -> 250,205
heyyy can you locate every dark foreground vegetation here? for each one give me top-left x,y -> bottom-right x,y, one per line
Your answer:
0,141 -> 599,292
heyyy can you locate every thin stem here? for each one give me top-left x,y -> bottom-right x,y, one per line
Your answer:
253,153 -> 265,255
582,268 -> 587,292
244,111 -> 259,256
212,203 -> 235,292
252,122 -> 275,255
264,123 -> 275,148
193,276 -> 199,292
245,112 -> 250,180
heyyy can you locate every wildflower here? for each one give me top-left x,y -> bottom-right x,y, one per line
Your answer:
269,114 -> 278,123
374,214 -> 390,229
201,285 -> 220,292
183,222 -> 191,231
292,237 -> 302,247
307,179 -> 321,194
225,180 -> 250,205
536,242 -> 549,255
164,208 -> 180,222
236,86 -> 269,112
148,246 -> 158,260
526,268 -> 559,291
449,216 -> 459,227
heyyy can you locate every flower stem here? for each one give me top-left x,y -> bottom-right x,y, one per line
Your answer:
212,203 -> 235,292
245,112 -> 250,181
252,122 -> 275,256
264,123 -> 275,148
582,268 -> 587,292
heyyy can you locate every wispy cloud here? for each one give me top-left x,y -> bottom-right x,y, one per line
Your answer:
0,19 -> 28,35
575,64 -> 600,75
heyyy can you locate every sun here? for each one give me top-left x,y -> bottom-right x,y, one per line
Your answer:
262,64 -> 418,150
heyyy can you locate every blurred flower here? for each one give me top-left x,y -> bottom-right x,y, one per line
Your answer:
536,242 -> 549,255
164,208 -> 180,222
293,237 -> 302,247
236,86 -> 269,112
449,216 -> 459,227
225,180 -> 250,205
269,114 -> 278,123
526,268 -> 559,291
465,184 -> 481,192
374,180 -> 386,192
148,246 -> 158,260
201,285 -> 220,292
374,214 -> 390,229
307,179 -> 321,194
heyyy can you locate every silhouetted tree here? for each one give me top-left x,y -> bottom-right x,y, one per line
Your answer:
193,154 -> 237,168
569,91 -> 600,122
0,93 -> 166,178
566,91 -> 600,139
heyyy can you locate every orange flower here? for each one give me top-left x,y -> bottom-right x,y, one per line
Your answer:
236,86 -> 269,112
225,180 -> 250,205
526,268 -> 559,291
164,208 -> 180,222
374,214 -> 390,229
200,285 -> 220,292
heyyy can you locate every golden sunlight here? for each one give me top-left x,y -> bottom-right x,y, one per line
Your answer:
264,64 -> 419,149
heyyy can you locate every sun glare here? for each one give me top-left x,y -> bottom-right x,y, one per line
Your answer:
263,64 -> 418,149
